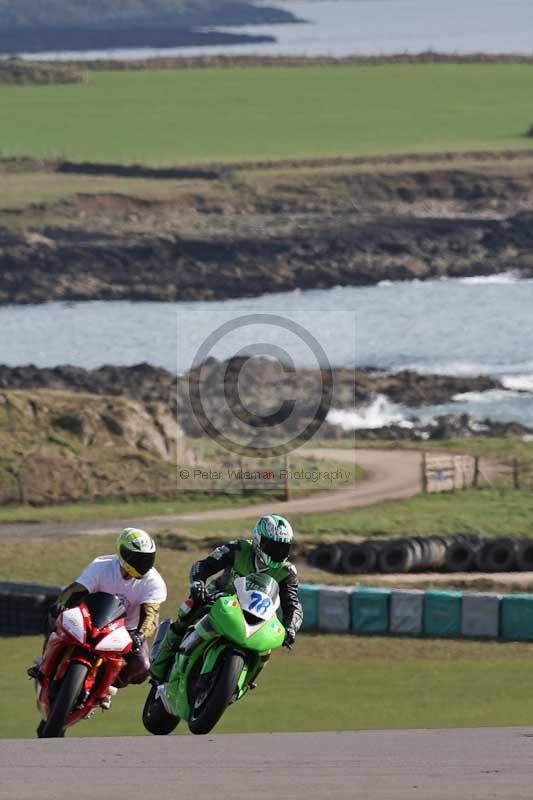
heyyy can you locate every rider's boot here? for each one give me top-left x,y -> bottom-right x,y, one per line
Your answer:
150,622 -> 184,682
100,685 -> 118,710
27,657 -> 43,680
151,598 -> 202,681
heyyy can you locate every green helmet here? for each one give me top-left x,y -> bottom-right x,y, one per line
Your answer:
117,527 -> 156,578
253,514 -> 294,568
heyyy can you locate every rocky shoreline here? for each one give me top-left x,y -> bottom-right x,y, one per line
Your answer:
0,2 -> 300,56
2,213 -> 533,304
1,155 -> 533,304
0,27 -> 278,56
0,361 -> 527,442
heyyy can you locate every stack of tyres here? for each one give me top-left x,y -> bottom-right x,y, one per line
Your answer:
516,539 -> 533,571
0,581 -> 62,636
445,534 -> 485,572
378,539 -> 415,574
378,536 -> 449,573
306,535 -> 533,575
306,542 -> 344,573
340,541 -> 384,574
476,538 -> 517,572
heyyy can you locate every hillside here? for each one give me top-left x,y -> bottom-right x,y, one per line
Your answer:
0,0 -> 298,29
0,389 -> 186,505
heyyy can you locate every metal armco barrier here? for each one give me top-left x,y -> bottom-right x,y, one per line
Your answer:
300,584 -> 533,641
0,581 -> 62,636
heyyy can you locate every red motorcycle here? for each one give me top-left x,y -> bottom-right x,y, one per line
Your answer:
33,591 -> 132,738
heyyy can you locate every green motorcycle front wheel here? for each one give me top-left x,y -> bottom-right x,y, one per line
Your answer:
188,651 -> 244,735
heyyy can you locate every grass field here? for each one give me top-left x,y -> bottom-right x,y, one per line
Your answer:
316,437 -> 533,459
1,64 -> 532,163
0,485 -> 530,537
3,634 -> 533,738
151,487 -> 533,542
289,488 -> 533,539
0,456 -> 361,524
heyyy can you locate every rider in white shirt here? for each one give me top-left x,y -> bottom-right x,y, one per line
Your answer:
36,528 -> 167,702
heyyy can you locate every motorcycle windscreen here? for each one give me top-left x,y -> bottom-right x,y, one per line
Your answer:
235,573 -> 280,623
245,573 -> 280,605
84,591 -> 126,630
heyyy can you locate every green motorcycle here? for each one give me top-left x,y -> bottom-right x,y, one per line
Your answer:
142,572 -> 287,736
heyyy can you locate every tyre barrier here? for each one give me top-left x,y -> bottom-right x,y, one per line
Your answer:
0,581 -> 62,636
307,535 -> 533,574
516,539 -> 533,571
300,583 -> 533,641
307,543 -> 346,573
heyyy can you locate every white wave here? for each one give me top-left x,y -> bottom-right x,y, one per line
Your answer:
502,375 -> 533,393
452,389 -> 523,403
459,271 -> 522,285
327,396 -> 413,431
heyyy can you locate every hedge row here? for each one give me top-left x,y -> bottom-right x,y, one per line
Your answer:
307,536 -> 533,574
300,584 -> 533,640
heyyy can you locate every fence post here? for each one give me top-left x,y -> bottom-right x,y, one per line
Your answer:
239,457 -> 246,496
284,454 -> 291,501
473,455 -> 480,488
421,452 -> 428,493
513,458 -> 520,490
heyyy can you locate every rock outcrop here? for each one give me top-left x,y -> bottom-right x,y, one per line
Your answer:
1,157 -> 533,304
0,389 -> 187,505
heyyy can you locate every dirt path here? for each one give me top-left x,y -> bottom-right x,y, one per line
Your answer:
2,728 -> 533,800
0,448 -> 422,538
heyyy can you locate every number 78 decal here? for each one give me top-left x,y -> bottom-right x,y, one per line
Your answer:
249,592 -> 272,614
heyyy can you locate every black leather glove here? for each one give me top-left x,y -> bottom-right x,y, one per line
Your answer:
46,603 -> 62,634
190,580 -> 207,604
130,631 -> 144,654
284,627 -> 296,648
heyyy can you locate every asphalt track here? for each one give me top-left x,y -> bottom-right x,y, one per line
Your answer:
0,448 -> 422,538
2,728 -> 533,800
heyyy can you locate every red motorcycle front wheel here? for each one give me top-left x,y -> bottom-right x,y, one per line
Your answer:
41,662 -> 88,738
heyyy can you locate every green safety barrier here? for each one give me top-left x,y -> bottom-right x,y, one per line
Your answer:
500,594 -> 533,641
423,589 -> 463,637
298,584 -> 320,631
351,587 -> 391,634
300,585 -> 533,642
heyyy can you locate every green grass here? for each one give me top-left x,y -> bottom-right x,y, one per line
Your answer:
291,488 -> 533,539
0,457 -> 360,524
0,171 -> 208,210
168,488 -> 533,542
0,65 -> 532,163
307,437 -> 533,458
4,634 -> 533,737
0,535 -> 208,611
0,494 -> 269,525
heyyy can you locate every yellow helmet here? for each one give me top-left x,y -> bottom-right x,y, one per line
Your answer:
117,528 -> 156,578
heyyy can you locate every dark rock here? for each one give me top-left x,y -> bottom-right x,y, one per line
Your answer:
0,360 -> 522,444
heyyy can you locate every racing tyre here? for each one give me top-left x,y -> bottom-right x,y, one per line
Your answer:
142,683 -> 180,735
307,544 -> 343,573
41,661 -> 88,738
188,651 -> 244,735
